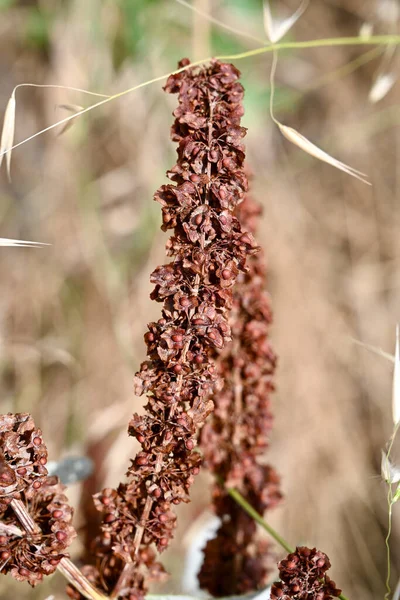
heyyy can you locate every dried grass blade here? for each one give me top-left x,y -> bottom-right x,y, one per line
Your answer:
263,0 -> 309,43
369,43 -> 397,103
0,93 -> 16,181
369,72 -> 397,103
0,237 -> 49,247
381,450 -> 400,484
359,22 -> 374,39
278,124 -> 371,185
393,325 -> 400,425
351,338 -> 395,363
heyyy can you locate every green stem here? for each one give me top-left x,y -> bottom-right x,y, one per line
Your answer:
215,35 -> 400,62
226,486 -> 350,600
385,496 -> 393,600
226,486 -> 293,553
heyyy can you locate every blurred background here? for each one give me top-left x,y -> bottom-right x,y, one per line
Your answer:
0,0 -> 399,598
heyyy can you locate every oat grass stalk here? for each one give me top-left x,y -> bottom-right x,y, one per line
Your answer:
1,35 -> 400,173
267,46 -> 370,184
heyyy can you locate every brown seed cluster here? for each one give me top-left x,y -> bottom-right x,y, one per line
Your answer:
198,194 -> 282,595
0,414 -> 75,586
0,413 -> 48,512
270,547 -> 342,600
70,58 -> 256,600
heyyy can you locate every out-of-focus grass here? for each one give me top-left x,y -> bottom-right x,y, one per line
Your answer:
0,0 -> 399,598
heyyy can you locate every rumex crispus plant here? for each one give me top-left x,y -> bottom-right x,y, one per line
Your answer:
66,58 -> 258,600
270,547 -> 341,600
0,51 -> 348,600
3,1 -> 400,598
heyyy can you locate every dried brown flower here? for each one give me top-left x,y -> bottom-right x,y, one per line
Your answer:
71,58 -> 256,600
0,413 -> 48,512
0,413 -> 75,586
198,193 -> 282,596
270,546 -> 342,600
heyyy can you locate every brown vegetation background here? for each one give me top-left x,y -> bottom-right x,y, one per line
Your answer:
0,0 -> 399,598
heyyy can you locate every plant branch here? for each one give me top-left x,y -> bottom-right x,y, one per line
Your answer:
58,557 -> 110,600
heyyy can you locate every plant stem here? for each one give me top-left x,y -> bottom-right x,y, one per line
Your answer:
58,557 -> 110,600
216,35 -> 400,61
384,422 -> 400,599
385,495 -> 393,600
226,487 -> 293,553
226,486 -> 350,600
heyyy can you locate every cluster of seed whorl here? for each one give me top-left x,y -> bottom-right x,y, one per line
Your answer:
0,413 -> 48,513
198,195 -> 282,596
270,547 -> 342,600
71,59 -> 256,600
0,414 -> 75,586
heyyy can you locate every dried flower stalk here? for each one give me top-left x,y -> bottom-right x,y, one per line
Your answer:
198,193 -> 282,596
0,413 -> 76,586
270,546 -> 341,600
70,58 -> 256,600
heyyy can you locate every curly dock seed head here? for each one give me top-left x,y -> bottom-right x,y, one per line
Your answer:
131,56 -> 256,551
199,193 -> 282,596
270,546 -> 342,600
0,414 -> 75,586
73,58 -> 256,600
0,413 -> 48,511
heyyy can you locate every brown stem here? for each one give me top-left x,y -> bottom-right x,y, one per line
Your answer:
58,557 -> 109,600
10,499 -> 41,534
10,499 -> 108,600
